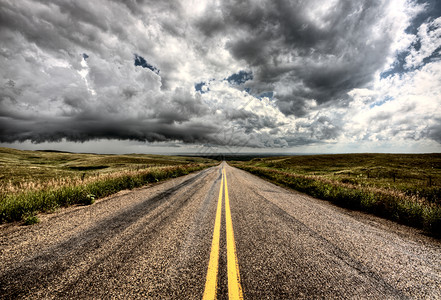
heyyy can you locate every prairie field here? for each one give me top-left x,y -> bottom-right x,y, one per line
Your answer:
0,147 -> 216,224
232,153 -> 441,236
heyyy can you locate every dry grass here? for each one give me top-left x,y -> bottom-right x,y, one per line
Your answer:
1,166 -> 179,194
0,147 -> 216,224
232,154 -> 441,237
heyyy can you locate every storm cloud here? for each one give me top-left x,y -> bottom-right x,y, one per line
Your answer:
197,0 -> 416,116
0,0 -> 440,152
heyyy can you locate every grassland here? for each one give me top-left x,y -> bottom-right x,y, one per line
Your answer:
0,147 -> 216,224
231,154 -> 441,237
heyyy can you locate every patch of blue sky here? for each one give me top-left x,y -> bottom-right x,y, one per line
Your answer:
381,0 -> 441,79
134,54 -> 160,74
405,0 -> 441,35
370,96 -> 394,108
381,45 -> 441,79
422,46 -> 441,64
380,51 -> 409,79
226,70 -> 253,85
195,81 -> 209,93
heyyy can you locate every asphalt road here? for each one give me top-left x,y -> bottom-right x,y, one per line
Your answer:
1,163 -> 440,299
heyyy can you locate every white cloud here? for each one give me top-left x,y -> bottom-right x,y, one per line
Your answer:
343,59 -> 441,145
406,17 -> 441,69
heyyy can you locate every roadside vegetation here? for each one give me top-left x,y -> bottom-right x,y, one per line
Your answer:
231,154 -> 441,237
0,147 -> 216,224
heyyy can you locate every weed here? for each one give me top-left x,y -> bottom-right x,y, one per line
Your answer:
84,194 -> 96,205
23,214 -> 39,225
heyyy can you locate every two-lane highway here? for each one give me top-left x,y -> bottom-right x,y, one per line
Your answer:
1,163 -> 440,299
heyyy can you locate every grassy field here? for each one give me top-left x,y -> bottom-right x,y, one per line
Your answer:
231,154 -> 441,237
0,147 -> 216,224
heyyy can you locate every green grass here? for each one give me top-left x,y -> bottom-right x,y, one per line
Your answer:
0,147 -> 213,187
231,154 -> 441,237
0,147 -> 216,224
23,214 -> 40,225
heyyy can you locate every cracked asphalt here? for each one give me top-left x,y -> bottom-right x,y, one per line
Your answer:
1,163 -> 440,299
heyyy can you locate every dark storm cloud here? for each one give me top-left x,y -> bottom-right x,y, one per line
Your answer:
428,121 -> 441,143
291,115 -> 342,143
197,0 -> 403,116
0,85 -> 215,144
223,108 -> 280,135
0,1 -> 114,62
238,115 -> 281,134
0,116 -> 218,144
0,0 -> 221,146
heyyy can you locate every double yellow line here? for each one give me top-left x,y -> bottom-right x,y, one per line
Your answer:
203,167 -> 243,300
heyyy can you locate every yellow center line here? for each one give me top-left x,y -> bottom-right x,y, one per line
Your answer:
224,168 -> 244,300
203,169 -> 223,300
203,166 -> 243,300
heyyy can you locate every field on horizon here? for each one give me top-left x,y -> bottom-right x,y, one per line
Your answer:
0,147 -> 216,224
232,153 -> 441,236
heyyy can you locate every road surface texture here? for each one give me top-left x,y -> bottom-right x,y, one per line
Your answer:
1,163 -> 440,299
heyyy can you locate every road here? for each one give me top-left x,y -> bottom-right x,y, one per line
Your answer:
1,163 -> 440,299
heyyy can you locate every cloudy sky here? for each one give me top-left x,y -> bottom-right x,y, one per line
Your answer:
1,0 -> 440,154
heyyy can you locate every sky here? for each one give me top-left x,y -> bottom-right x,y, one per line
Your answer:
0,0 -> 440,155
